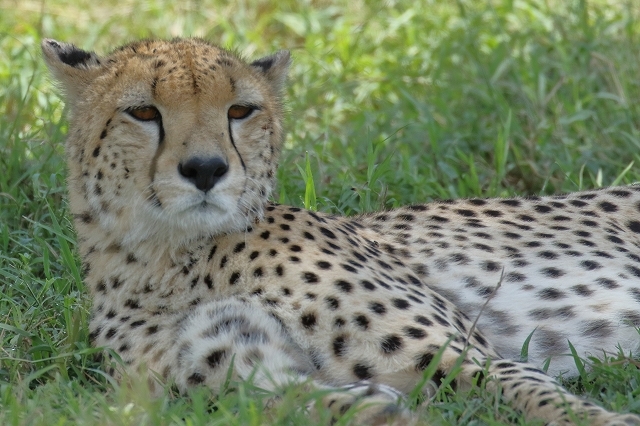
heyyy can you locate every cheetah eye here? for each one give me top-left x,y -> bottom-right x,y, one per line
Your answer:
128,106 -> 160,121
228,105 -> 255,120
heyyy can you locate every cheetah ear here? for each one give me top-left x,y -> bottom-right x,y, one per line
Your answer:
250,50 -> 291,94
41,39 -> 103,104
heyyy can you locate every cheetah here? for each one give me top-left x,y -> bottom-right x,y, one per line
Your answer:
41,37 -> 640,425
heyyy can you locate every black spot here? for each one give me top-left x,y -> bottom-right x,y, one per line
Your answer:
595,278 -> 618,289
540,267 -> 565,278
336,261 -> 357,273
207,245 -> 217,261
505,272 -> 526,282
626,265 -> 640,278
229,272 -> 241,285
534,204 -> 552,213
404,327 -> 426,339
301,313 -> 317,330
580,319 -> 611,338
280,224 -> 291,231
92,146 -> 100,157
537,288 -> 566,300
124,299 -> 140,309
598,201 -> 618,212
369,302 -> 386,315
451,253 -> 470,264
360,280 -> 376,291
275,265 -> 284,276
473,243 -> 494,252
415,315 -> 433,327
537,251 -> 558,260
353,363 -> 373,380
608,235 -> 624,245
354,315 -> 369,330
392,298 -> 410,310
316,261 -> 331,269
482,261 -> 501,272
325,297 -> 340,310
473,332 -> 487,347
206,350 -> 227,368
304,232 -> 315,240
260,231 -> 270,239
319,227 -> 337,239
130,320 -> 146,328
234,242 -> 245,253
456,209 -> 476,217
397,213 -> 415,221
628,220 -> 640,234
483,209 -> 502,217
415,353 -> 434,371
580,260 -> 602,270
333,335 -> 347,356
282,213 -> 295,221
187,372 -> 205,385
433,314 -> 450,326
380,335 -> 403,353
302,272 -> 319,283
578,239 -> 596,247
335,280 -> 353,293
290,244 -> 302,252
146,325 -> 159,335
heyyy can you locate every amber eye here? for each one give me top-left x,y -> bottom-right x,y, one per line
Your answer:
128,106 -> 160,121
228,105 -> 254,120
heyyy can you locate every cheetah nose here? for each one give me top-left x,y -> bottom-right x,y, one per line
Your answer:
178,157 -> 229,192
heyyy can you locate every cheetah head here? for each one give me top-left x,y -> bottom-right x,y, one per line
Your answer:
42,38 -> 290,247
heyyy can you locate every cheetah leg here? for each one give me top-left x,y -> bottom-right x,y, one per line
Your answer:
464,358 -> 640,426
168,299 -> 413,425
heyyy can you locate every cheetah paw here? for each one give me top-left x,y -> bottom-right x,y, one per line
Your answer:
604,413 -> 640,426
314,381 -> 415,426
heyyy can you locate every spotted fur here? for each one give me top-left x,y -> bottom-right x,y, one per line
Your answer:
42,37 -> 639,425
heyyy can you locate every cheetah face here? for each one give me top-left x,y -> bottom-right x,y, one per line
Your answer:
42,39 -> 290,246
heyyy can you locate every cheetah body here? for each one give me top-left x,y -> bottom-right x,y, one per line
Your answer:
42,37 -> 640,425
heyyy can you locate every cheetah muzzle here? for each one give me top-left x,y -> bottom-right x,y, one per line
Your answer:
42,37 -> 640,425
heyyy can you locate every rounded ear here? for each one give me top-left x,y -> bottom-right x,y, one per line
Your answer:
250,50 -> 291,94
41,39 -> 103,104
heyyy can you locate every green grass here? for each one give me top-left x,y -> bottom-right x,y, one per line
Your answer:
1,0 -> 640,424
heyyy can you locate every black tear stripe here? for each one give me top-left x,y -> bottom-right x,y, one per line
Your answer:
148,113 -> 166,188
158,116 -> 165,144
227,121 -> 246,170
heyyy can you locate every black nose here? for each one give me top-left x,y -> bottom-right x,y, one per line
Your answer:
179,157 -> 229,192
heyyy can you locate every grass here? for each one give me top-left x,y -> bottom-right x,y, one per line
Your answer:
1,0 -> 640,424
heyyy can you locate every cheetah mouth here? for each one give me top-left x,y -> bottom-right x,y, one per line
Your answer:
178,196 -> 227,215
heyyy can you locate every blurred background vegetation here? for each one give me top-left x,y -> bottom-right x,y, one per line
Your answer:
1,0 -> 639,424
